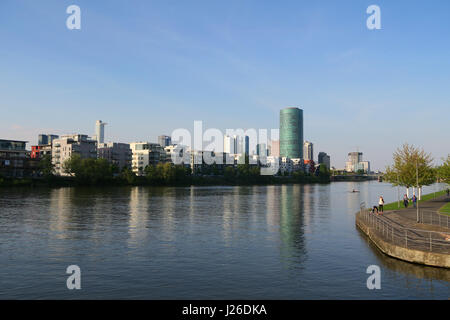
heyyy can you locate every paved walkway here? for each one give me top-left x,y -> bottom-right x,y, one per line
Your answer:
379,195 -> 450,233
360,195 -> 450,256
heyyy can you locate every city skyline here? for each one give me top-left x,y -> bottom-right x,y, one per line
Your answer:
1,1 -> 450,171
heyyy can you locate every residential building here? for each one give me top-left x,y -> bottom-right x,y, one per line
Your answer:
38,134 -> 59,146
31,145 -> 41,159
280,107 -> 303,159
98,142 -> 132,170
0,139 -> 29,178
52,134 -> 97,176
158,135 -> 172,148
303,141 -> 314,161
269,140 -> 280,157
318,152 -> 331,170
95,120 -> 107,144
130,142 -> 162,176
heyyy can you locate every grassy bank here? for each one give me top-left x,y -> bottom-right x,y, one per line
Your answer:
439,202 -> 450,215
383,189 -> 447,211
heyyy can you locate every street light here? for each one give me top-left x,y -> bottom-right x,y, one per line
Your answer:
416,159 -> 419,223
397,171 -> 400,209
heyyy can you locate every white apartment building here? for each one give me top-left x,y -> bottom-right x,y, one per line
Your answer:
130,142 -> 162,176
52,134 -> 97,176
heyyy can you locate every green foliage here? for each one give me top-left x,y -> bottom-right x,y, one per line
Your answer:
63,154 -> 114,185
384,143 -> 435,188
120,167 -> 137,185
39,154 -> 54,178
437,155 -> 450,185
145,163 -> 190,185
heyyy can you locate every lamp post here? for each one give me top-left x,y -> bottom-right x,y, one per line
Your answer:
397,172 -> 400,209
416,160 -> 419,223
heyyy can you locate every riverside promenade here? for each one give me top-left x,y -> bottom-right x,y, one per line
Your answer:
356,195 -> 450,268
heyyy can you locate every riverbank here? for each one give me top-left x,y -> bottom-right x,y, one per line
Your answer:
356,195 -> 450,268
0,174 -> 331,188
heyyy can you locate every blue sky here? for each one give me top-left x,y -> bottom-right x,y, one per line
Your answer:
1,0 -> 450,170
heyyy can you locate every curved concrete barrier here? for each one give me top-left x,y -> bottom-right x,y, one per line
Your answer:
356,212 -> 450,269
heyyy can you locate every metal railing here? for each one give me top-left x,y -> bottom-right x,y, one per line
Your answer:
359,209 -> 450,254
419,209 -> 450,229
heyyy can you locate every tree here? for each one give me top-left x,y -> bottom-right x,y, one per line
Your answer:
39,154 -> 55,178
62,154 -> 114,185
437,155 -> 450,185
384,144 -> 435,198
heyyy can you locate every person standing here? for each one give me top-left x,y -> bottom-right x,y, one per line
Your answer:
403,194 -> 409,208
379,196 -> 385,214
412,194 -> 417,208
447,188 -> 449,197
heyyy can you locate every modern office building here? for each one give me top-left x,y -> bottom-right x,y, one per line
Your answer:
280,107 -> 303,159
95,120 -> 107,144
243,135 -> 250,155
38,134 -> 59,146
345,152 -> 370,173
224,135 -> 235,154
130,142 -> 162,176
318,152 -> 331,170
256,143 -> 268,157
52,134 -> 97,176
0,139 -> 30,178
158,135 -> 172,148
98,142 -> 132,170
223,134 -> 250,155
303,141 -> 314,161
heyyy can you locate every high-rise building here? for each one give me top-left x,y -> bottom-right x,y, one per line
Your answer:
303,141 -> 314,161
95,120 -> 107,144
52,134 -> 97,176
243,136 -> 250,155
158,135 -> 172,148
256,143 -> 268,156
224,135 -> 235,154
345,152 -> 370,173
280,107 -> 303,159
38,134 -> 59,146
318,152 -> 331,170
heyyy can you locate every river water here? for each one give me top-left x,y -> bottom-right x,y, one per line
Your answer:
0,181 -> 448,299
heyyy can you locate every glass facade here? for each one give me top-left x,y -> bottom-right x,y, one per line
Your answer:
280,107 -> 303,159
0,140 -> 26,151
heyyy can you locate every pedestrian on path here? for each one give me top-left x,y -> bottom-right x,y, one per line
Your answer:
412,194 -> 417,208
403,194 -> 409,208
378,196 -> 385,214
447,188 -> 449,197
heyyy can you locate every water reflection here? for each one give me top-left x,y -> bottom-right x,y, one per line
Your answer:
0,182 -> 448,299
279,185 -> 306,268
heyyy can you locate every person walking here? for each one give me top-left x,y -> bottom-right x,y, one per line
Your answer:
403,194 -> 409,208
412,194 -> 417,208
378,196 -> 385,214
447,188 -> 449,197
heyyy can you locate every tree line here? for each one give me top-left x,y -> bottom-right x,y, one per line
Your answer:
384,143 -> 450,197
13,153 -> 331,187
